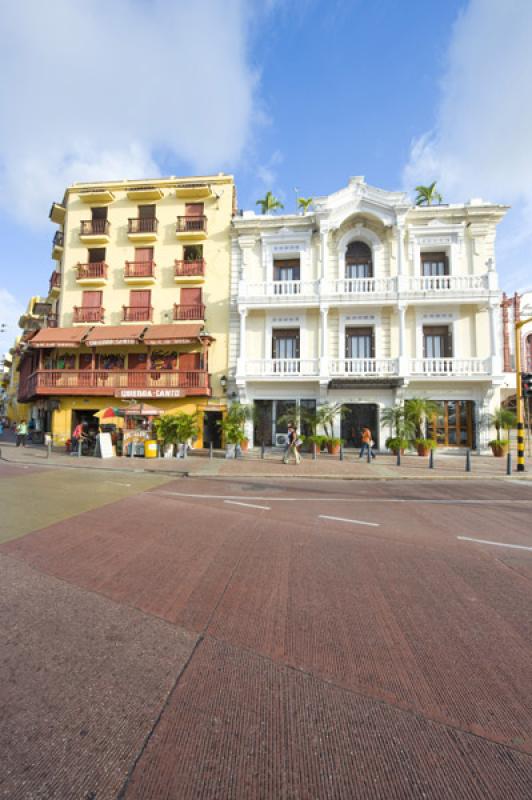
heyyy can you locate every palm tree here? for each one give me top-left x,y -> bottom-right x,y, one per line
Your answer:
488,407 -> 517,443
380,405 -> 415,440
414,181 -> 443,206
297,196 -> 313,214
315,402 -> 346,438
256,191 -> 284,215
404,398 -> 439,439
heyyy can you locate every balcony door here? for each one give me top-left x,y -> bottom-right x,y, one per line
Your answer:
133,247 -> 154,276
180,352 -> 201,370
346,241 -> 372,279
82,290 -> 102,308
91,207 -> 107,234
138,205 -> 156,232
428,401 -> 474,447
345,327 -> 374,359
272,329 -> 300,373
421,252 -> 449,276
423,326 -> 452,358
185,203 -> 204,218
273,259 -> 300,294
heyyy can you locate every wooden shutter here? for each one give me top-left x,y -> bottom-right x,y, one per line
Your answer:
185,203 -> 204,217
130,290 -> 151,307
179,352 -> 201,370
180,287 -> 202,305
82,290 -> 102,307
128,353 -> 147,371
135,247 -> 153,262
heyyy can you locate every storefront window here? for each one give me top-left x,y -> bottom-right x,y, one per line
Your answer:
428,401 -> 475,447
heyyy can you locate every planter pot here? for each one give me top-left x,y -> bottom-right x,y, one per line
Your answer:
225,443 -> 236,459
417,445 -> 430,457
240,438 -> 249,452
163,444 -> 174,459
311,443 -> 319,457
491,443 -> 508,457
327,443 -> 341,456
391,448 -> 405,456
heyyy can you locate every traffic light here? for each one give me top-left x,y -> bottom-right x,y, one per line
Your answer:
522,373 -> 532,398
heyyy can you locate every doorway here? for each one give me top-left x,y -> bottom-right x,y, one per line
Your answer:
341,404 -> 379,448
203,411 -> 223,449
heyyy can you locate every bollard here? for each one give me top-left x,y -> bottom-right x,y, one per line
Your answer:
396,449 -> 401,467
209,442 -> 213,459
78,439 -> 82,458
429,449 -> 434,469
261,443 -> 265,459
465,448 -> 471,472
506,451 -> 512,475
312,444 -> 317,461
367,444 -> 371,464
339,444 -> 344,461
47,441 -> 52,459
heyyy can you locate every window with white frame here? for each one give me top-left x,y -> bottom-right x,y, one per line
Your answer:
421,251 -> 449,277
345,326 -> 374,359
345,241 -> 373,279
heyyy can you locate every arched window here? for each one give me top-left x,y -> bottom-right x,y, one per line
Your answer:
346,241 -> 372,279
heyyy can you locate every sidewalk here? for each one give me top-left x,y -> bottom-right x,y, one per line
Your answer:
1,436 -> 531,481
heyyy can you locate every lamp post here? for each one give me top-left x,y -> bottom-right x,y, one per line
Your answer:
515,315 -> 532,471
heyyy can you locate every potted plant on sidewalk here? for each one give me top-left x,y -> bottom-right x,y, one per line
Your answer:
404,398 -> 438,456
381,404 -> 414,456
174,412 -> 199,458
153,414 -> 178,458
413,438 -> 437,457
326,437 -> 343,456
487,407 -> 517,457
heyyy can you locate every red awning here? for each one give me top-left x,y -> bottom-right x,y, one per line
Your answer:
141,324 -> 204,345
84,325 -> 147,346
29,327 -> 93,348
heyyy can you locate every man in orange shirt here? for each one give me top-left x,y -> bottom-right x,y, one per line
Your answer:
359,427 -> 376,460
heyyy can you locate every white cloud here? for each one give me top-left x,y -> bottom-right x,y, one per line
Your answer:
0,0 -> 261,226
402,0 -> 532,291
0,289 -> 25,359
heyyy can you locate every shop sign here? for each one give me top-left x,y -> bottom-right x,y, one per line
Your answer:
116,388 -> 183,398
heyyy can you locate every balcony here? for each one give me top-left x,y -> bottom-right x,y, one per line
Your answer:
52,231 -> 64,260
124,260 -> 156,284
48,271 -> 61,296
245,359 -> 319,378
49,202 -> 66,225
79,219 -> 110,243
330,358 -> 399,377
46,314 -> 58,328
173,303 -> 205,321
332,277 -> 397,299
409,358 -> 490,377
127,217 -> 158,242
404,275 -> 489,297
73,306 -> 105,323
174,259 -> 205,281
22,369 -> 211,398
123,306 -> 153,322
240,280 -> 320,306
76,262 -> 108,285
126,186 -> 164,201
175,215 -> 207,240
78,188 -> 114,204
175,183 -> 213,199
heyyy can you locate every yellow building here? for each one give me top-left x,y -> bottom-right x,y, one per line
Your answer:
18,175 -> 235,446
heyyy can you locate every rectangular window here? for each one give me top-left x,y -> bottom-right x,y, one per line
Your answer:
82,290 -> 102,307
423,325 -> 452,358
428,401 -> 475,447
272,329 -> 300,359
421,252 -> 448,277
346,262 -> 371,279
345,327 -> 374,359
130,289 -> 151,307
273,259 -> 300,282
185,203 -> 204,217
138,204 -> 156,219
88,248 -> 106,263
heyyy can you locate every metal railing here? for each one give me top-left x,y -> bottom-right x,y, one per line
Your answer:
128,217 -> 158,234
76,262 -> 108,280
122,306 -> 153,322
49,272 -> 61,291
80,219 -> 110,236
174,259 -> 205,277
25,368 -> 210,394
173,303 -> 205,320
124,260 -> 156,278
73,306 -> 105,322
176,215 -> 207,233
53,231 -> 64,248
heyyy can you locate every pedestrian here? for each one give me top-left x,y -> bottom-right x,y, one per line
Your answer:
282,424 -> 301,465
359,426 -> 376,460
71,421 -> 85,454
16,420 -> 28,447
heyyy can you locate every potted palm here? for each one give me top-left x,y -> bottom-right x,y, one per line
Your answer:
173,412 -> 199,458
487,407 -> 517,456
153,414 -> 177,458
404,398 -> 438,456
381,404 -> 415,455
226,402 -> 252,450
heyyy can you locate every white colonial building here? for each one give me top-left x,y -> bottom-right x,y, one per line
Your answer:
229,177 -> 507,451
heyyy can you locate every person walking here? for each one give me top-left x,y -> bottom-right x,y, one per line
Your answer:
283,424 -> 301,465
359,426 -> 376,460
16,420 -> 28,447
71,421 -> 86,454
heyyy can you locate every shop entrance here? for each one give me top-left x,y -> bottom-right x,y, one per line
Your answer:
427,400 -> 475,447
341,404 -> 379,448
203,411 -> 223,449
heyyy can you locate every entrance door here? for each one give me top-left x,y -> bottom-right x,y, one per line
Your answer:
341,404 -> 379,448
203,411 -> 222,448
428,401 -> 474,447
253,400 -> 273,446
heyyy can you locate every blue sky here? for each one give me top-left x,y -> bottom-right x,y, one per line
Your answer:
1,0 -> 531,357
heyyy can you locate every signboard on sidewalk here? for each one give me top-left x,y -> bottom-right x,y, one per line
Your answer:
97,432 -> 113,459
116,389 -> 183,399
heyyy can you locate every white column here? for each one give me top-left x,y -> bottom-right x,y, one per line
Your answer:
397,304 -> 408,377
320,224 -> 329,282
396,224 -> 404,276
236,308 -> 247,377
488,302 -> 501,374
320,306 -> 329,379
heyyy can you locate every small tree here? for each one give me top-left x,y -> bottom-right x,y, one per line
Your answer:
415,181 -> 443,206
315,402 -> 346,438
488,407 -> 517,444
380,405 -> 415,440
153,414 -> 177,449
297,196 -> 313,214
174,412 -> 199,457
404,398 -> 439,440
256,191 -> 284,215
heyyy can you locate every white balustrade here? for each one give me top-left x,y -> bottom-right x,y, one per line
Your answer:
406,275 -> 489,293
330,358 -> 398,376
245,359 -> 319,377
409,358 -> 490,376
333,277 -> 396,295
242,280 -> 319,301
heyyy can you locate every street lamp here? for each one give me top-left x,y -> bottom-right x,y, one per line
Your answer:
515,314 -> 532,471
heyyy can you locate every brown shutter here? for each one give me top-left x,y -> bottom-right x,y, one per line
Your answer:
179,352 -> 201,370
185,203 -> 204,217
138,205 -> 156,219
130,290 -> 151,307
135,247 -> 153,262
180,287 -> 202,305
82,290 -> 102,307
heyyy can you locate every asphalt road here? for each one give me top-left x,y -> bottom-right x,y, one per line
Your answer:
1,463 -> 532,799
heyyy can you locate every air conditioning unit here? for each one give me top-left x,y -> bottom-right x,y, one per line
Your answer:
275,433 -> 289,447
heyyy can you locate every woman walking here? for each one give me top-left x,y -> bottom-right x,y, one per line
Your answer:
282,424 -> 301,465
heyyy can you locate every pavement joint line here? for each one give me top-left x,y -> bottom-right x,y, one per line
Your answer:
457,536 -> 532,552
151,490 -> 532,506
319,514 -> 380,527
224,500 -> 271,510
202,632 -> 532,760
